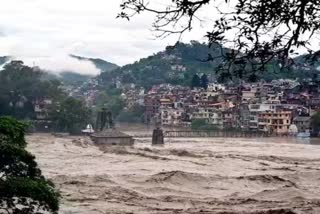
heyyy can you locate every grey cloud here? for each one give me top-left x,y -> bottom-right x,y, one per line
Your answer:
0,0 -> 202,74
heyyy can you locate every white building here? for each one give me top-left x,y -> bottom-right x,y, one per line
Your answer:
207,83 -> 226,92
248,103 -> 275,130
160,108 -> 184,126
192,107 -> 223,128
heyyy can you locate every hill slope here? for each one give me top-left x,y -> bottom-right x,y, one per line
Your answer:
70,55 -> 119,72
58,71 -> 92,86
98,42 -> 320,88
99,41 -> 226,88
0,56 -> 10,66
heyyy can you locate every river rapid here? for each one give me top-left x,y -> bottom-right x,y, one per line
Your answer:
27,134 -> 320,214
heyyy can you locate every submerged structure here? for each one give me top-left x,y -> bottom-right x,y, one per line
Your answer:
152,127 -> 164,145
91,129 -> 134,145
91,108 -> 134,146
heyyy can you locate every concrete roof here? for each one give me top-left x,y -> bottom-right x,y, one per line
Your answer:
91,129 -> 132,138
293,116 -> 310,122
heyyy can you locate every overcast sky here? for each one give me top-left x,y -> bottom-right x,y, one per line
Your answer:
0,0 -> 208,74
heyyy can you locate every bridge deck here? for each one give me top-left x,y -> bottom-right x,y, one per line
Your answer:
164,130 -> 269,138
131,130 -> 271,138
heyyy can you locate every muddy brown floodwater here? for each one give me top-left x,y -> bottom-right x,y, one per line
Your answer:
26,134 -> 320,214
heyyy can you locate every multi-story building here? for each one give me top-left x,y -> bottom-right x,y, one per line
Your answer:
239,104 -> 250,129
223,108 -> 239,129
159,98 -> 173,109
140,79 -> 319,131
265,92 -> 282,104
248,103 -> 275,130
34,98 -> 53,120
293,116 -> 310,132
258,110 -> 292,134
192,107 -> 223,128
123,88 -> 145,109
308,96 -> 320,110
200,91 -> 220,101
144,95 -> 160,123
33,98 -> 53,132
207,83 -> 226,92
160,108 -> 185,126
241,85 -> 257,102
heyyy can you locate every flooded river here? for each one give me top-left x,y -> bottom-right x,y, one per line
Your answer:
27,134 -> 320,213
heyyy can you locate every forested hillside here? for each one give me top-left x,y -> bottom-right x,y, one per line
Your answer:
58,71 -> 92,86
0,61 -> 64,119
98,41 -> 320,89
0,55 -> 117,87
99,41 -> 225,88
2,42 -> 320,92
0,60 -> 91,133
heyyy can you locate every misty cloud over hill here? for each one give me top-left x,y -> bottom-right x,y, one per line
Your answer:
0,55 -> 118,76
70,55 -> 119,72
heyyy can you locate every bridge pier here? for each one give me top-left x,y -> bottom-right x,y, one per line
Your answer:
152,128 -> 164,145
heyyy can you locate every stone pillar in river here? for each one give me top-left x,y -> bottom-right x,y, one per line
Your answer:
152,127 -> 164,145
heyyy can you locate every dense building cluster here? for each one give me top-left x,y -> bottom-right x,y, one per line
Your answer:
122,79 -> 319,135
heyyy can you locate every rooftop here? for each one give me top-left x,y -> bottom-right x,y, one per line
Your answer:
91,129 -> 132,138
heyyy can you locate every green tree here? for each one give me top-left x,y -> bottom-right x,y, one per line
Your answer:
0,61 -> 64,119
191,74 -> 201,89
50,97 -> 91,134
95,91 -> 124,116
117,104 -> 145,123
0,116 -> 59,213
119,0 -> 320,75
191,119 -> 207,130
104,96 -> 125,118
0,116 -> 28,147
200,74 -> 209,90
191,119 -> 219,130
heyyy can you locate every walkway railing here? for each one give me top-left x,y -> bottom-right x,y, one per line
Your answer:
164,130 -> 269,138
131,130 -> 270,138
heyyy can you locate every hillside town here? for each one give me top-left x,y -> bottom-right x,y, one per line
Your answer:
121,80 -> 312,135
53,77 -> 317,136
